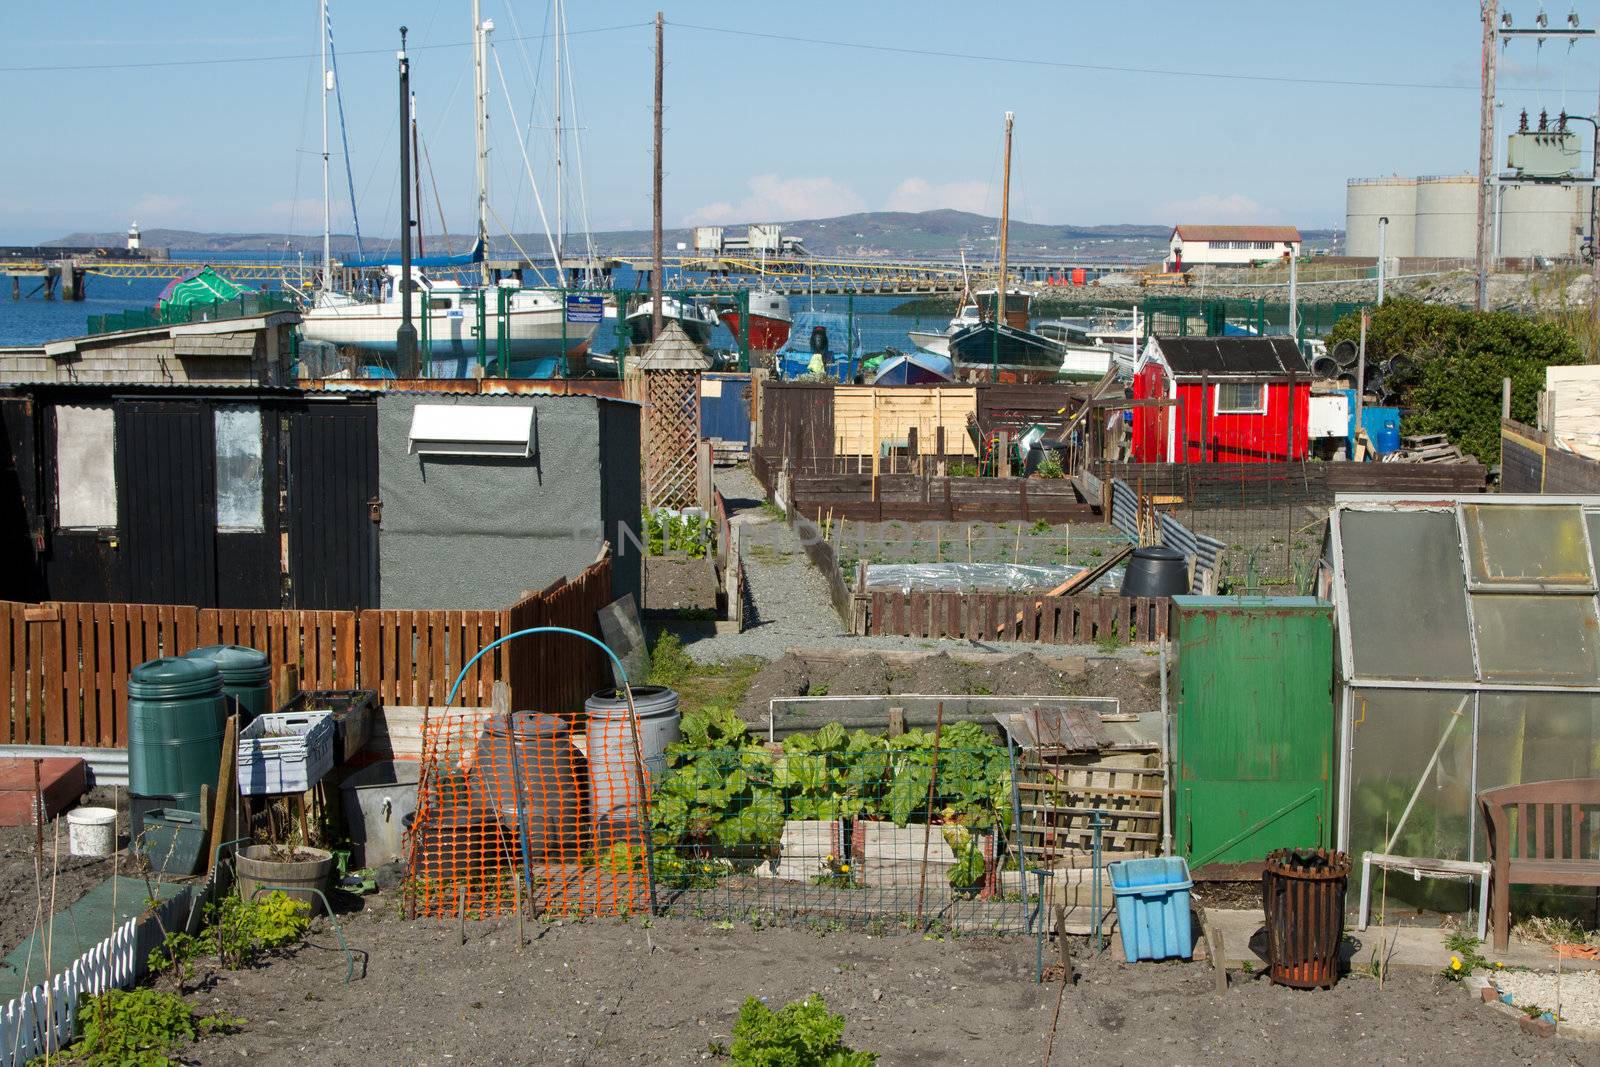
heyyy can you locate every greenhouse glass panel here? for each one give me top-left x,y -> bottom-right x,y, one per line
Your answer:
1461,504 -> 1594,589
1348,687 -> 1476,911
1470,594 -> 1600,684
1588,513 -> 1600,582
1474,693 -> 1600,916
1340,510 -> 1475,681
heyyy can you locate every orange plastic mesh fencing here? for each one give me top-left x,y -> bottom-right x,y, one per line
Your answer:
404,707 -> 654,919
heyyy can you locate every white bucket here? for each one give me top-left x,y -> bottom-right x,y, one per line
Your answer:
66,806 -> 118,858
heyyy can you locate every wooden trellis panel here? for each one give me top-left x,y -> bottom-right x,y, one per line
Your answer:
644,369 -> 704,510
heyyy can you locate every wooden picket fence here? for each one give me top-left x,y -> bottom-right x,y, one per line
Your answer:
861,591 -> 1171,645
0,887 -> 195,1067
0,561 -> 613,747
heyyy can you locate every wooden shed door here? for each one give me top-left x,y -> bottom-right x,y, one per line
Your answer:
116,401 -> 218,606
286,403 -> 377,609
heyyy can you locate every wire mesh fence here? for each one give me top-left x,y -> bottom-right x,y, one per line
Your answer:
400,702 -> 1170,935
649,716 -> 1027,932
405,707 -> 653,920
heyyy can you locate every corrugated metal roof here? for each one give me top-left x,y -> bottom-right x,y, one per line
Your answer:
1152,336 -> 1308,377
1172,224 -> 1302,243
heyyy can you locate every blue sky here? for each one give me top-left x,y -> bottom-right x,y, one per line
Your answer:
1,1 -> 1595,242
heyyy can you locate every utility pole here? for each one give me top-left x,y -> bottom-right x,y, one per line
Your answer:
1476,0 -> 1498,311
1593,84 -> 1600,346
397,27 -> 418,377
1377,216 -> 1388,304
1288,248 -> 1298,341
651,11 -> 664,340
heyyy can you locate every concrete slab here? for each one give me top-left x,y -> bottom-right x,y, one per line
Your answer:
1204,907 -> 1600,974
0,757 -> 86,826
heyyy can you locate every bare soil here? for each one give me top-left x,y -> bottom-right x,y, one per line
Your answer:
184,903 -> 1596,1065
738,651 -> 1162,721
0,790 -> 129,959
645,556 -> 720,612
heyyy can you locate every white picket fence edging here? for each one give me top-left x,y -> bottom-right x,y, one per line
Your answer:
0,887 -> 195,1067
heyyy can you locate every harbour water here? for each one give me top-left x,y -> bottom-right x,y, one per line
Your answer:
0,254 -> 944,357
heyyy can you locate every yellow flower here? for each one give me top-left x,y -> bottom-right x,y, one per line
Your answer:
840,863 -> 851,873
1451,956 -> 1463,970
1495,962 -> 1505,969
825,854 -> 835,863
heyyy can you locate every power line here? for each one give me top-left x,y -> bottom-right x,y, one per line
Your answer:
0,21 -> 650,74
669,19 -> 1548,94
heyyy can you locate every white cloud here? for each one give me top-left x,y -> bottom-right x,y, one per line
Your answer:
1157,193 -> 1280,225
681,175 -> 865,226
884,178 -> 990,214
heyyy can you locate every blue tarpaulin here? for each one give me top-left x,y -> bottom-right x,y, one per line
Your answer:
342,238 -> 485,269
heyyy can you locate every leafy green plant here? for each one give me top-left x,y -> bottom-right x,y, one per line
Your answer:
1034,452 -> 1065,480
1325,298 -> 1583,463
1030,519 -> 1052,534
147,891 -> 310,986
652,707 -> 784,881
729,994 -> 876,1066
50,988 -> 242,1067
1441,932 -> 1488,982
644,509 -> 712,558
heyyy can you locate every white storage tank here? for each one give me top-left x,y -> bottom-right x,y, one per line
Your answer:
1413,174 -> 1478,259
1345,178 -> 1417,258
1499,183 -> 1583,261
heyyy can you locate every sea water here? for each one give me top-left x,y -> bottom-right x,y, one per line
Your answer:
0,254 -> 944,355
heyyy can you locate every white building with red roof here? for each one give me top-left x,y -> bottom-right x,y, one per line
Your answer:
1165,224 -> 1301,268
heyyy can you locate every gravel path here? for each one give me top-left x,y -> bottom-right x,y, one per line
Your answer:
1495,969 -> 1600,1030
674,466 -> 1139,666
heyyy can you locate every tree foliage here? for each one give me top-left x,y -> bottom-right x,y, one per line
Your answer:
1325,299 -> 1584,463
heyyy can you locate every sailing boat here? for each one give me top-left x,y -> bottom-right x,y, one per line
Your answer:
945,113 -> 1063,382
299,2 -> 595,378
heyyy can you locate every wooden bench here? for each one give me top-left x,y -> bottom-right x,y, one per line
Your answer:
1477,779 -> 1600,951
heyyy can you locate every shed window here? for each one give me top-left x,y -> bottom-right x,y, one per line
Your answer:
214,406 -> 264,531
1214,381 -> 1266,415
408,403 -> 534,458
55,405 -> 117,530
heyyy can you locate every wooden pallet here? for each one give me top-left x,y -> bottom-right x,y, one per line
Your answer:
1015,756 -> 1164,867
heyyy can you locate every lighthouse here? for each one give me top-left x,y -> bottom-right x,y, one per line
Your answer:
126,221 -> 141,253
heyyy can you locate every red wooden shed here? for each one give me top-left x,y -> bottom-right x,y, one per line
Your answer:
1131,336 -> 1310,463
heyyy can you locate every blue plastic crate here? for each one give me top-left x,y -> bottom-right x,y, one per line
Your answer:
1109,857 -> 1194,961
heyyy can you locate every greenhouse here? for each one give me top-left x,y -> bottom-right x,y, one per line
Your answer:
1328,494 -> 1600,908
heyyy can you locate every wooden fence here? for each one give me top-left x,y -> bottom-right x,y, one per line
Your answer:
861,590 -> 1171,645
1502,418 -> 1600,494
1,560 -> 613,747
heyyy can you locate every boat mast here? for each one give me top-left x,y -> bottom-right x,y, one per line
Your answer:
554,0 -> 564,271
651,11 -> 663,338
473,0 -> 491,286
320,0 -> 331,293
994,111 -> 1013,381
998,110 -> 1011,331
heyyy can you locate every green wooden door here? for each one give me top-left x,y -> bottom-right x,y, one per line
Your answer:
1173,598 -> 1334,869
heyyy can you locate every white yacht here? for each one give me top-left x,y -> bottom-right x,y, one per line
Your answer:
907,301 -> 981,357
301,266 -> 596,377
